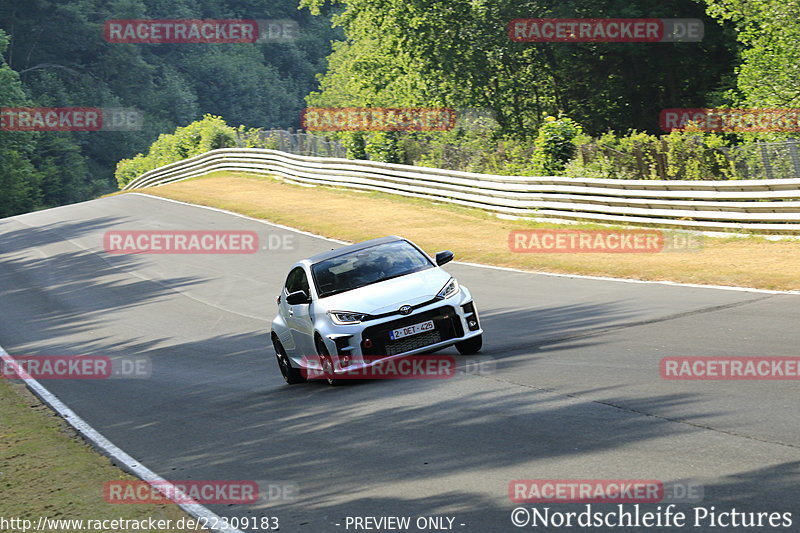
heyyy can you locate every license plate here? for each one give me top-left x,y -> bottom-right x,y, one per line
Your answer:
389,320 -> 435,341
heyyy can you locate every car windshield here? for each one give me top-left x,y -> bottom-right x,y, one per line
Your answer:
311,240 -> 433,298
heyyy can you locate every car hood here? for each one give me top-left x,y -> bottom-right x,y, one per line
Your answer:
318,267 -> 453,315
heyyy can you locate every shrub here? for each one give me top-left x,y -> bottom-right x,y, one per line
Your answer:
566,129 -> 736,180
364,131 -> 404,163
531,115 -> 583,175
116,115 -> 236,188
338,132 -> 368,160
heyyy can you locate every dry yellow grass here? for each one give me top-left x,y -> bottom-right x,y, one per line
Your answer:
128,171 -> 800,291
0,380 -> 205,532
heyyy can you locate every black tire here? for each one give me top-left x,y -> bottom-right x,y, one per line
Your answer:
273,336 -> 305,385
455,334 -> 482,355
316,337 -> 345,386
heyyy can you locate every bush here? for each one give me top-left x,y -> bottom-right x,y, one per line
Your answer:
326,130 -> 404,163
364,131 -> 404,163
338,132 -> 368,160
401,115 -> 585,177
531,115 -> 583,175
116,115 -> 236,188
235,125 -> 266,148
401,127 -> 541,175
565,129 -> 737,180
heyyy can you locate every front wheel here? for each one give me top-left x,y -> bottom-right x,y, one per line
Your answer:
273,337 -> 305,385
455,334 -> 482,355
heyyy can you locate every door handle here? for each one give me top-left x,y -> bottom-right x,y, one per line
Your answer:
288,308 -> 294,317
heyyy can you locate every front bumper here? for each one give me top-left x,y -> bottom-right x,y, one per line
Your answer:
306,296 -> 482,375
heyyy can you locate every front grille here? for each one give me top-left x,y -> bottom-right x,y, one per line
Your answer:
361,306 -> 463,356
385,331 -> 442,356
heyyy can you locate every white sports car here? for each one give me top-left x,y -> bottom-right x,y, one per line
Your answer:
270,236 -> 483,385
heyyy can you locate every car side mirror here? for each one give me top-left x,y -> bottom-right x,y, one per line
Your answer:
285,290 -> 311,305
435,250 -> 454,266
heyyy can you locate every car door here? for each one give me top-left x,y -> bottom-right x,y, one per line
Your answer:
281,266 -> 316,358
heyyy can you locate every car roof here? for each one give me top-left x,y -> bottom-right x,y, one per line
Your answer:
305,235 -> 407,264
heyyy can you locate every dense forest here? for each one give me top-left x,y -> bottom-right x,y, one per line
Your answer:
0,0 -> 339,217
1,0 -> 797,216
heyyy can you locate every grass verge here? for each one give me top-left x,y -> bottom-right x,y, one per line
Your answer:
0,379 -> 205,532
124,171 -> 800,291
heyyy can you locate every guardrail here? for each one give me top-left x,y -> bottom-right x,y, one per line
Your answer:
123,148 -> 800,235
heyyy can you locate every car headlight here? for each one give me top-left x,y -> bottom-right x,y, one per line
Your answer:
436,278 -> 460,299
328,311 -> 372,325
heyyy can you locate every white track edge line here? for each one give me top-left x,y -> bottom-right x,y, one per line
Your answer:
0,345 -> 245,533
127,193 -> 800,296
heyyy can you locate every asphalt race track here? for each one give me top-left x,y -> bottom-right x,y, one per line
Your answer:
2,193 -> 799,532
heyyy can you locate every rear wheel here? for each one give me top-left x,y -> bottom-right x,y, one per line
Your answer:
316,337 -> 344,386
273,336 -> 305,384
455,334 -> 482,355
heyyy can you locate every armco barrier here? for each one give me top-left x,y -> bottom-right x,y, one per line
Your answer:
123,148 -> 800,235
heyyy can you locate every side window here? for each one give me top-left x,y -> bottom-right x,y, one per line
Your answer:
285,267 -> 310,296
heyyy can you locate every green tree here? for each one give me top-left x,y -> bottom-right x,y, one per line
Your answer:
0,0 -> 339,214
703,0 -> 800,108
301,0 -> 737,137
0,29 -> 42,217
